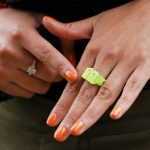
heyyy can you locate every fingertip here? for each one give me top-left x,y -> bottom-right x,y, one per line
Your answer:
110,114 -> 122,120
46,113 -> 58,127
110,113 -> 119,120
64,70 -> 78,83
42,16 -> 60,33
54,126 -> 68,142
110,106 -> 122,120
43,16 -> 58,24
71,121 -> 84,136
42,16 -> 50,28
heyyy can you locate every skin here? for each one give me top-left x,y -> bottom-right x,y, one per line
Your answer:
43,0 -> 150,141
0,8 -> 77,98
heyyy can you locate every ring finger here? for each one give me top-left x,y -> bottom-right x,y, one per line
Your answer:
16,49 -> 62,82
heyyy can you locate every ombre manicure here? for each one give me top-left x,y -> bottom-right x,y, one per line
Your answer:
65,70 -> 77,83
47,113 -> 58,126
110,106 -> 121,119
71,121 -> 84,135
54,126 -> 67,141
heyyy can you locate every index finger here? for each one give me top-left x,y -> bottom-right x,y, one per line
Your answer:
21,28 -> 77,83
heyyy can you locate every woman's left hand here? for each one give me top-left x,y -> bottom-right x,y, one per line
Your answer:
43,0 -> 150,141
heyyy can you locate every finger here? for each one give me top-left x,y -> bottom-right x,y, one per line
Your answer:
42,15 -> 97,40
22,61 -> 62,82
13,47 -> 61,82
0,81 -> 33,98
19,53 -> 62,82
70,60 -> 136,136
46,42 -> 98,128
11,69 -> 50,94
52,48 -> 121,141
21,28 -> 77,83
33,62 -> 63,82
110,64 -> 150,120
53,52 -> 118,141
2,43 -> 61,83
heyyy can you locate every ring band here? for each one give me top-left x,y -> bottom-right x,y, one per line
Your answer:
82,68 -> 106,86
27,59 -> 37,76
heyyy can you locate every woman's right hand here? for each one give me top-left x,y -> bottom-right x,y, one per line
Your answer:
0,8 -> 77,98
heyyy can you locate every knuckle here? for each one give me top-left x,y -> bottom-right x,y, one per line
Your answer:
85,110 -> 97,121
86,42 -> 99,55
10,25 -> 23,38
0,43 -> 7,52
127,79 -> 139,91
102,48 -> 118,60
0,44 -> 12,57
139,50 -> 148,64
121,95 -> 129,103
66,81 -> 81,93
58,63 -> 67,74
65,115 -> 76,124
39,46 -> 52,65
55,102 -> 67,115
96,86 -> 112,101
79,85 -> 92,101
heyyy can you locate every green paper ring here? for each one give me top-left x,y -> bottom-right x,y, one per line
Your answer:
82,68 -> 106,86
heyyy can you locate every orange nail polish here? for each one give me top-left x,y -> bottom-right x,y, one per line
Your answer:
71,121 -> 84,135
44,16 -> 57,23
47,113 -> 58,126
54,126 -> 67,141
110,106 -> 121,119
65,70 -> 77,83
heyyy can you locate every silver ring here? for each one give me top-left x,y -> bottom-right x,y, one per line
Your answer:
27,59 -> 37,76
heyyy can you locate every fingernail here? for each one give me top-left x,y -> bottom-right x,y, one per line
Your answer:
110,106 -> 121,119
71,121 -> 84,135
44,16 -> 58,23
65,70 -> 77,83
47,113 -> 58,126
54,126 -> 67,141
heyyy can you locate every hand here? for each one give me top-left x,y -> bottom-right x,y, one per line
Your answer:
0,8 -> 77,98
43,0 -> 150,141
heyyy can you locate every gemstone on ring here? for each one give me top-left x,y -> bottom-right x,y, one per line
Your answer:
27,60 -> 37,76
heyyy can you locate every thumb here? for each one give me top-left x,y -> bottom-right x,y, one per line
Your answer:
42,16 -> 95,40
